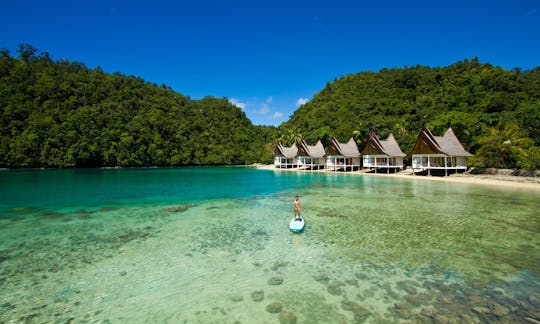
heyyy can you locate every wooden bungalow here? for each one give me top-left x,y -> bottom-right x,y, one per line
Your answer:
362,132 -> 405,173
411,127 -> 472,176
326,137 -> 361,172
274,142 -> 298,168
297,140 -> 326,170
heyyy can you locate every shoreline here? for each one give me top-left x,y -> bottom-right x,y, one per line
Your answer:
255,164 -> 540,190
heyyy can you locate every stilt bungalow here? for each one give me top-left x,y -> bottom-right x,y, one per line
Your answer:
362,132 -> 405,173
411,127 -> 472,176
274,142 -> 298,168
326,137 -> 361,171
297,140 -> 326,170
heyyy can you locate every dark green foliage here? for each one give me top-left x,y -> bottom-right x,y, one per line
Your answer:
469,122 -> 533,169
0,45 -> 273,167
280,59 -> 539,169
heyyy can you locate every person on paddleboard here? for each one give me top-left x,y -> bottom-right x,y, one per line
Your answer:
294,195 -> 301,220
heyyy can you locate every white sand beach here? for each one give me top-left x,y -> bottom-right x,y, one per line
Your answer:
255,164 -> 540,190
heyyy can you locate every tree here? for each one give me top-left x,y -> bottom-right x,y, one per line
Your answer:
16,43 -> 39,62
472,123 -> 533,168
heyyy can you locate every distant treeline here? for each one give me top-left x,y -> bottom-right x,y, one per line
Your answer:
279,59 -> 540,170
0,44 -> 276,167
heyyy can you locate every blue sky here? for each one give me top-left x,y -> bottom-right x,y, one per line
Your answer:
1,1 -> 539,126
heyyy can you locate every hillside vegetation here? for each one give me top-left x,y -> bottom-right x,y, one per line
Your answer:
280,59 -> 540,169
1,44 -> 538,169
0,45 -> 275,167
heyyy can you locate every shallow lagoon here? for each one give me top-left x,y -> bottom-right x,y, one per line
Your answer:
0,168 -> 539,323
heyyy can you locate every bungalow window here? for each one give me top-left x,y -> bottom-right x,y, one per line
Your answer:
412,156 -> 421,167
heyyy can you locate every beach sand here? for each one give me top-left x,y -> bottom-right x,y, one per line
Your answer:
255,164 -> 540,190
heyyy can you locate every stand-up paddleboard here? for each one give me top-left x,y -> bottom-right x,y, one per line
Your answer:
289,216 -> 305,233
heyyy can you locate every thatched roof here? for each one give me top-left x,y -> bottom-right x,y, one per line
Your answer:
329,137 -> 360,158
363,132 -> 405,157
274,142 -> 298,158
412,127 -> 472,156
435,128 -> 472,156
298,140 -> 326,158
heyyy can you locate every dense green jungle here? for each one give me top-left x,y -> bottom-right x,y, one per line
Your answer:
1,44 -> 539,169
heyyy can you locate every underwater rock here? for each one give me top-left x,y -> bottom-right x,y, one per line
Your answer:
413,315 -> 434,324
278,311 -> 297,324
163,204 -> 196,213
437,296 -> 452,304
362,288 -> 376,298
382,283 -> 400,300
529,294 -> 540,306
525,314 -> 540,323
271,261 -> 289,271
396,280 -> 418,295
458,313 -> 481,324
434,314 -> 449,324
471,306 -> 490,315
119,271 -> 127,276
394,303 -> 413,320
268,277 -> 284,285
20,313 -> 41,322
117,231 -> 150,243
313,273 -> 330,284
402,285 -> 417,295
38,211 -> 64,217
251,290 -> 264,302
420,306 -> 437,318
230,295 -> 244,302
327,281 -> 345,296
422,280 -> 439,291
341,299 -> 370,320
467,295 -> 484,305
266,302 -> 283,313
395,308 -> 412,320
341,299 -> 358,311
345,278 -> 359,287
404,294 -> 422,306
490,303 -> 510,317
0,253 -> 11,264
354,272 -> 369,280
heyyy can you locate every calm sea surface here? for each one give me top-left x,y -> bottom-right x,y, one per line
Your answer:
0,167 -> 539,323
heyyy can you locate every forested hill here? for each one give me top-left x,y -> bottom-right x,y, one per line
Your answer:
280,59 -> 540,169
0,45 -> 275,168
2,45 -> 539,169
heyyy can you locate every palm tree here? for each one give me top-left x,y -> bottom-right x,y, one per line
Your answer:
277,128 -> 303,146
475,123 -> 532,168
394,121 -> 408,138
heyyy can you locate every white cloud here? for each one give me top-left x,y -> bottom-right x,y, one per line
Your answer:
272,112 -> 283,118
296,97 -> 309,106
229,98 -> 246,109
259,104 -> 269,115
257,96 -> 273,115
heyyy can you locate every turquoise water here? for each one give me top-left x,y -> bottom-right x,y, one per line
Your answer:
1,167 -> 539,323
